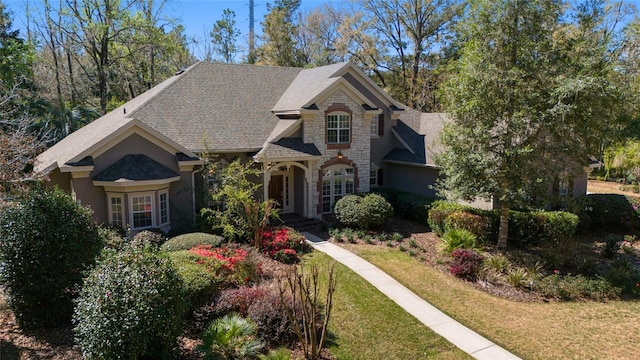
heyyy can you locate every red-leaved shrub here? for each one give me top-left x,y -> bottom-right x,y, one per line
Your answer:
449,249 -> 484,280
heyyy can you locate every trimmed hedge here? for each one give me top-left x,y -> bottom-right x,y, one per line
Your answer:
372,188 -> 437,223
334,193 -> 393,230
578,194 -> 640,232
428,201 -> 579,247
160,232 -> 224,252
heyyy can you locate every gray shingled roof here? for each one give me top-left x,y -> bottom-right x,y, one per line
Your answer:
260,138 -> 321,159
272,62 -> 348,112
93,154 -> 179,182
384,111 -> 447,166
131,62 -> 304,152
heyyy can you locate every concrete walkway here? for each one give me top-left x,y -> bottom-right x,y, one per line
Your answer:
303,232 -> 522,360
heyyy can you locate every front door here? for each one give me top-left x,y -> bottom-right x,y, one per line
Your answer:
268,175 -> 284,209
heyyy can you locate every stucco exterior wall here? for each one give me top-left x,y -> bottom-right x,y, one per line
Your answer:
387,163 -> 440,198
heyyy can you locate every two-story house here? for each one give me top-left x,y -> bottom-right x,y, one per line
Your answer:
34,61 -> 446,233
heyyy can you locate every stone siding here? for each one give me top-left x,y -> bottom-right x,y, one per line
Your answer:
303,89 -> 372,218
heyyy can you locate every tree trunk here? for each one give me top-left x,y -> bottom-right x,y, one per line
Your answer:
497,201 -> 509,248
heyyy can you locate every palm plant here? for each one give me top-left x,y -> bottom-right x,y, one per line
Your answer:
197,313 -> 264,360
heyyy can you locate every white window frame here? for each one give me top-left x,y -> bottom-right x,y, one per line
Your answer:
108,193 -> 125,228
370,170 -> 378,187
321,165 -> 355,213
370,115 -> 379,138
327,112 -> 350,144
129,192 -> 155,230
159,189 -> 170,226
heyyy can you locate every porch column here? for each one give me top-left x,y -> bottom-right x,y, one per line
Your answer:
263,164 -> 271,203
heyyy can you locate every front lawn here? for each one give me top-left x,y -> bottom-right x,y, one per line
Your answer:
343,245 -> 640,360
302,252 -> 469,360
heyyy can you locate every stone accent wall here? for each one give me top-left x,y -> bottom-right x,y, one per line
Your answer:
303,89 -> 372,218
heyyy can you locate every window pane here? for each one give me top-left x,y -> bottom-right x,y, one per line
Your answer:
322,180 -> 331,196
339,130 -> 349,143
322,197 -> 331,213
131,195 -> 153,229
345,179 -> 354,194
370,170 -> 377,185
160,192 -> 168,224
339,115 -> 349,127
345,168 -> 354,175
334,181 -> 342,195
327,129 -> 337,143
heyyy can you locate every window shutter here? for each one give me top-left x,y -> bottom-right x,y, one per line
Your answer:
377,168 -> 384,186
378,114 -> 384,136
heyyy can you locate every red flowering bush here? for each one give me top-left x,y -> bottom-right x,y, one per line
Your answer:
260,227 -> 310,264
187,244 -> 261,285
189,244 -> 248,271
449,249 -> 484,280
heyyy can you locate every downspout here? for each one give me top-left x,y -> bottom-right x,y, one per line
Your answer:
192,164 -> 205,225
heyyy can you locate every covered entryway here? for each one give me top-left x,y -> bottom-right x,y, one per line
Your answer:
263,161 -> 312,217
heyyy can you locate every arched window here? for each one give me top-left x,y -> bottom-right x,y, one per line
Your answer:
321,165 -> 355,213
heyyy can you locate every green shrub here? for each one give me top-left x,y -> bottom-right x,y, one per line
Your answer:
98,224 -> 127,249
507,211 -> 546,246
334,193 -> 393,230
605,259 -> 640,296
160,232 -> 224,252
73,243 -> 186,359
483,254 -> 511,274
133,229 -> 167,248
441,228 -> 477,253
580,194 -> 640,231
333,195 -> 363,228
444,211 -> 492,244
427,201 -> 467,235
540,211 -> 579,246
168,250 -> 220,310
371,188 -> 436,223
0,189 -> 103,331
538,274 -> 620,301
361,193 -> 394,228
197,314 -> 264,360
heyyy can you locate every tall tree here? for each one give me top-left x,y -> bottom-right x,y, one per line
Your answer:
355,0 -> 464,111
257,0 -> 306,67
0,2 -> 44,193
438,0 -> 622,248
210,8 -> 239,63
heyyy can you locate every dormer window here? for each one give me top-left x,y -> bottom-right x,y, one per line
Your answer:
327,112 -> 350,144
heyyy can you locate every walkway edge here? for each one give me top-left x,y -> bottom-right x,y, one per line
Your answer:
303,233 -> 522,360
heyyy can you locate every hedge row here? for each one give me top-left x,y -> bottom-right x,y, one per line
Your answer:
428,201 -> 579,247
371,188 -> 437,223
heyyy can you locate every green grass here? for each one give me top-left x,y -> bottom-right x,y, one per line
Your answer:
343,244 -> 640,360
302,252 -> 470,360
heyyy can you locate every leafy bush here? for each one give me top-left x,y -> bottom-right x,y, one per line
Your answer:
133,229 -> 167,248
333,195 -> 364,228
444,211 -> 492,244
371,188 -> 436,223
98,224 -> 127,249
0,189 -> 103,331
168,250 -> 221,310
605,259 -> 640,296
195,286 -> 297,346
427,201 -> 467,235
334,193 -> 394,230
538,274 -> 620,301
483,254 -> 511,274
441,228 -> 477,253
449,249 -> 484,280
161,232 -> 224,252
73,243 -> 186,359
540,211 -> 579,246
580,194 -> 640,231
362,193 -> 395,228
260,227 -> 310,264
248,290 -> 298,347
187,244 -> 262,286
197,314 -> 264,360
602,234 -> 621,259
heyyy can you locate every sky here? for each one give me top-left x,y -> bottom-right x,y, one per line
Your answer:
2,0 -> 352,58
